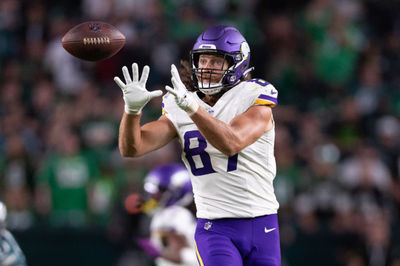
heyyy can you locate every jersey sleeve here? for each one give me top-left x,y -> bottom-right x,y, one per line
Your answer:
161,92 -> 179,129
161,93 -> 171,116
246,79 -> 278,108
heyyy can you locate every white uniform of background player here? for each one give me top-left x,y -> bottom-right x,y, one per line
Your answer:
140,164 -> 198,266
150,205 -> 197,266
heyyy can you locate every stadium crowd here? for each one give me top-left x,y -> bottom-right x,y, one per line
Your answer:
0,0 -> 399,265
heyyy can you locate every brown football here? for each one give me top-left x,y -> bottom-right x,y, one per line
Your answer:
62,21 -> 126,61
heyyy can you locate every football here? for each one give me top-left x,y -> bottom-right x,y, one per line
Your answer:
62,21 -> 126,61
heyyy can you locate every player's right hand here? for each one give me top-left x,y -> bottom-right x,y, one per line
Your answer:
114,63 -> 163,115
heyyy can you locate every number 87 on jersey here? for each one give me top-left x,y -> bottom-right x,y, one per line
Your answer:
183,130 -> 238,176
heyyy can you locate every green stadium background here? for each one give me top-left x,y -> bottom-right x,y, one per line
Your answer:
1,0 -> 399,265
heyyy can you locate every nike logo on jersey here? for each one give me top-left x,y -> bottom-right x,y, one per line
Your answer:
264,227 -> 276,233
270,90 -> 277,95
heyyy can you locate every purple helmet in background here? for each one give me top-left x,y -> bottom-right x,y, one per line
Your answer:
144,163 -> 193,208
190,25 -> 251,95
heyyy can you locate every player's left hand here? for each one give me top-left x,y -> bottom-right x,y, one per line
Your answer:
165,64 -> 199,116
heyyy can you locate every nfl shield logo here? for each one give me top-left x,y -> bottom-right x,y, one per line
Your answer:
88,23 -> 101,32
204,221 -> 212,230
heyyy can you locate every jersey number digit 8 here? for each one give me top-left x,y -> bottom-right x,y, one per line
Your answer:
184,130 -> 238,176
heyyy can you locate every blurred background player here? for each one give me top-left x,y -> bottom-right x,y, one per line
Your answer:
115,25 -> 281,265
0,202 -> 27,266
137,163 -> 197,266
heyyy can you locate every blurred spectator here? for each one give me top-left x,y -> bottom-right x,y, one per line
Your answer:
354,57 -> 385,117
0,135 -> 35,230
338,144 -> 392,195
82,0 -> 112,20
0,0 -> 20,60
44,16 -> 87,94
374,115 -> 400,178
35,129 -> 99,228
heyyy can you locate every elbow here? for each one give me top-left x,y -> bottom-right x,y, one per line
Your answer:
220,143 -> 241,157
223,149 -> 239,157
120,152 -> 136,158
119,146 -> 140,158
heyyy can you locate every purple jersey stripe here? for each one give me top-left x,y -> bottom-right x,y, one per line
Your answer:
227,154 -> 238,171
258,94 -> 277,104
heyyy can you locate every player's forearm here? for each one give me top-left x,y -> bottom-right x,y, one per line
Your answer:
190,108 -> 242,156
118,112 -> 142,157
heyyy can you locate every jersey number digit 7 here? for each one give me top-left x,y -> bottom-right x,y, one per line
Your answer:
184,130 -> 238,176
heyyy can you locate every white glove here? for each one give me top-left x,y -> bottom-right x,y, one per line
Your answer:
114,63 -> 163,115
165,64 -> 199,116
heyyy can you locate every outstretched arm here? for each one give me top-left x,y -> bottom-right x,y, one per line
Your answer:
115,63 -> 177,157
119,114 -> 176,157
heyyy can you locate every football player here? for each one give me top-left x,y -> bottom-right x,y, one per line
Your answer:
0,202 -> 27,266
115,25 -> 281,266
137,163 -> 197,266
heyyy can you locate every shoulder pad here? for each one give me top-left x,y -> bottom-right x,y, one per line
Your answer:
246,79 -> 278,107
162,92 -> 174,115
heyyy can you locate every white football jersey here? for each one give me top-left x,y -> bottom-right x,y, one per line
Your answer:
150,205 -> 197,266
162,79 -> 279,219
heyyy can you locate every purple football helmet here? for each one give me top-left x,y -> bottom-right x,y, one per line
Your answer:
190,25 -> 251,95
144,163 -> 193,208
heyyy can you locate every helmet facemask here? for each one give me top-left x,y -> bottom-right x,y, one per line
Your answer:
190,50 -> 238,95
